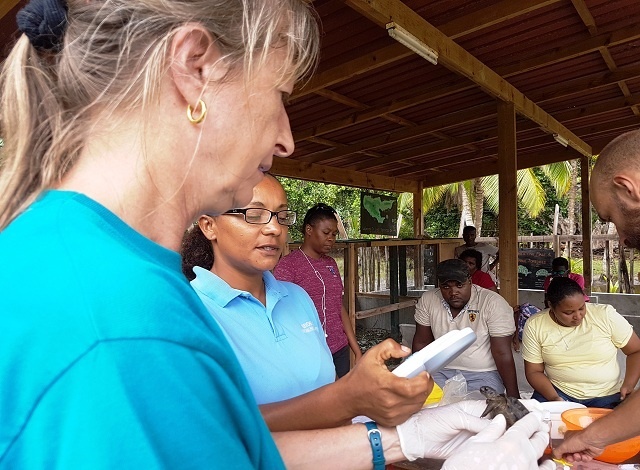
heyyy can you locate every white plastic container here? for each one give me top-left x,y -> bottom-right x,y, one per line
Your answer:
538,401 -> 586,439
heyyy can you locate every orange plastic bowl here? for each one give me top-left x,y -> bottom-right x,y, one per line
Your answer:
561,407 -> 640,464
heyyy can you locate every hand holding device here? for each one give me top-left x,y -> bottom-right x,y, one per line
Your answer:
392,328 -> 476,379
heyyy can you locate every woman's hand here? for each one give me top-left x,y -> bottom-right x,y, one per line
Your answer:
354,349 -> 363,362
511,332 -> 520,352
342,339 -> 433,427
620,383 -> 635,400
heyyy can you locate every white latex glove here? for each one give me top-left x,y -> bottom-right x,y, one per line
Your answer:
520,398 -> 543,412
396,400 -> 492,460
442,412 -> 555,470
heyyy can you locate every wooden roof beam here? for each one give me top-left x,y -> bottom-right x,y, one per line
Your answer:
435,0 -> 561,39
374,92 -> 640,170
350,130 -> 499,172
344,0 -> 591,156
414,146 -> 581,188
570,0 -> 598,36
0,1 -> 21,21
293,0 -> 562,99
270,158 -> 418,193
300,102 -> 495,164
293,23 -> 640,143
299,89 -> 640,167
407,130 -> 633,188
390,120 -> 637,181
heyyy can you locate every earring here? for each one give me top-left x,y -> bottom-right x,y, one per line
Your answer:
187,99 -> 207,124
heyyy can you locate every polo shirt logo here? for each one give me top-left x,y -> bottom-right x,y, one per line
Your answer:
468,310 -> 479,322
300,321 -> 318,333
326,266 -> 337,276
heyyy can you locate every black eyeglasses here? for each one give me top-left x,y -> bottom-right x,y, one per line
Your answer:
552,270 -> 568,276
223,208 -> 297,226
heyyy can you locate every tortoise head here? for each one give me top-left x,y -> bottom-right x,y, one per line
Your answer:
480,386 -> 499,398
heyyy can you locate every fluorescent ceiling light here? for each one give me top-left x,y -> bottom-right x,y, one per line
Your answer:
386,22 -> 438,65
553,133 -> 569,147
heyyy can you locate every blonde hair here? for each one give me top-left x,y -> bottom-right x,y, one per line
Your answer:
0,0 -> 319,230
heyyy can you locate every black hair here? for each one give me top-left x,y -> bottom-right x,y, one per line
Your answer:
302,203 -> 336,231
462,226 -> 476,235
459,249 -> 482,269
546,277 -> 584,307
180,224 -> 213,281
552,257 -> 570,270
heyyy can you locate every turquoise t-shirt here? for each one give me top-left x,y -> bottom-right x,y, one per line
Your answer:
0,191 -> 284,469
191,267 -> 335,405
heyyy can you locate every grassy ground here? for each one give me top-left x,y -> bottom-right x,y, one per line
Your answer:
571,258 -> 638,293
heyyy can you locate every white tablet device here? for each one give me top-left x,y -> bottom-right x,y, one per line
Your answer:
392,327 -> 476,378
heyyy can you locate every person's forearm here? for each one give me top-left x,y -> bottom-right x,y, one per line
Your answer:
526,370 -> 561,400
622,351 -> 640,390
341,306 -> 362,357
580,389 -> 640,448
272,424 -> 405,470
495,356 -> 519,397
491,340 -> 519,397
260,379 -> 355,431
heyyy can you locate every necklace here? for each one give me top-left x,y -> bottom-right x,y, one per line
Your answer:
551,311 -> 573,350
299,248 -> 328,337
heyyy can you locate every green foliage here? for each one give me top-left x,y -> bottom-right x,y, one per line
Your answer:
278,177 -> 398,241
517,168 -> 568,235
483,169 -> 546,217
423,200 -> 461,238
278,160 -> 577,241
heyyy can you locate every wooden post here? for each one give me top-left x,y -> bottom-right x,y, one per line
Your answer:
553,204 -> 562,257
346,243 -> 358,368
413,182 -> 424,289
581,156 -> 592,295
389,246 -> 399,340
605,240 -> 611,293
631,249 -> 635,294
497,101 -> 518,307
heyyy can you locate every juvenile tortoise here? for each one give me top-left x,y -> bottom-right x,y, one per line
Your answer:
479,385 -> 529,428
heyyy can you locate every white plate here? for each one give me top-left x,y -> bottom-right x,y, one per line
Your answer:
392,327 -> 476,378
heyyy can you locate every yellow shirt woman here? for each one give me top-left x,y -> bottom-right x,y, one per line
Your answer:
522,277 -> 640,407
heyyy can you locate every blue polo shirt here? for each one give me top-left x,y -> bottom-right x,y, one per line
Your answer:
0,191 -> 283,469
191,267 -> 336,405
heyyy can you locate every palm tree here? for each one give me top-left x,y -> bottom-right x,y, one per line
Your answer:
401,161 -> 573,236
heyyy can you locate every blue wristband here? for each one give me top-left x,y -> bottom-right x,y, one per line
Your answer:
364,421 -> 385,470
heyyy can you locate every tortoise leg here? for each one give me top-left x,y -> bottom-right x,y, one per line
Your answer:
481,402 -> 497,419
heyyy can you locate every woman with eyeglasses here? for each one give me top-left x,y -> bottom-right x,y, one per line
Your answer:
182,175 -> 336,410
179,176 -> 557,470
181,175 -> 432,431
274,203 -> 362,377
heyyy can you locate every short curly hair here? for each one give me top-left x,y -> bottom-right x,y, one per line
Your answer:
180,224 -> 213,281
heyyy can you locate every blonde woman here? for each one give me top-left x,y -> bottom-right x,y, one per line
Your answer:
0,0 -> 553,468
0,0 -> 318,467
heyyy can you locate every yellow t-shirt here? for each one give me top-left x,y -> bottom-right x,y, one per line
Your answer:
522,303 -> 633,399
414,285 -> 514,372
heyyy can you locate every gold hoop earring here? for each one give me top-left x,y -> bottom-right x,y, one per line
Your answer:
187,100 -> 207,124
